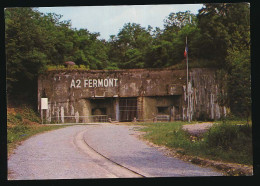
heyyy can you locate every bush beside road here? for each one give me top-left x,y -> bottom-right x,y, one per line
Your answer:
137,121 -> 253,175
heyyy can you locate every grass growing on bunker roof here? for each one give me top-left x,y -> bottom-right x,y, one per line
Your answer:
139,121 -> 253,165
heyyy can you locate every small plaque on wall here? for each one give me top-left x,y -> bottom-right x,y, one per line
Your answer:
41,98 -> 48,110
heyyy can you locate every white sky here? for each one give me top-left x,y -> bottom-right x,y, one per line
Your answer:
38,4 -> 203,40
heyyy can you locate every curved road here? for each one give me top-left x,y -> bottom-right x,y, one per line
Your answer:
8,124 -> 222,180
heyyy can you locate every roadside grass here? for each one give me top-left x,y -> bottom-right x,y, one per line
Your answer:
7,105 -> 69,157
139,120 -> 253,165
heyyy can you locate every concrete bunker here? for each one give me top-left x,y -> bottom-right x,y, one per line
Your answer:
38,68 -> 227,123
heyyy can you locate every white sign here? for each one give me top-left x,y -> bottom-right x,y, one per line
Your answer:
41,98 -> 48,110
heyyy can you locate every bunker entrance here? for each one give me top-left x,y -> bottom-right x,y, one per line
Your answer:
157,107 -> 169,114
90,98 -> 115,122
119,98 -> 137,122
92,108 -> 106,115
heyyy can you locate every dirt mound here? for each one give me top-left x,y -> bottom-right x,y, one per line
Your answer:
182,122 -> 215,136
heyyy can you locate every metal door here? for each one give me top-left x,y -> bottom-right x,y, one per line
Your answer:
119,98 -> 137,121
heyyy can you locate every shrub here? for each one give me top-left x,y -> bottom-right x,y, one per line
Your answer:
7,113 -> 21,124
14,113 -> 22,121
7,124 -> 30,143
204,122 -> 252,151
140,121 -> 253,165
46,64 -> 90,71
20,106 -> 41,123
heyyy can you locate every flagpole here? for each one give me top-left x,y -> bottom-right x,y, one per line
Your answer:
186,36 -> 190,122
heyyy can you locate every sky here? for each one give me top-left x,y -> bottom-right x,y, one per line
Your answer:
38,4 -> 204,40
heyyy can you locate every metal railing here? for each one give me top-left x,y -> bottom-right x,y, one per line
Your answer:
42,114 -> 181,124
45,115 -> 109,124
156,115 -> 170,122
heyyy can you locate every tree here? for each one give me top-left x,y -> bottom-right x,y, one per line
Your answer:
226,48 -> 251,119
163,11 -> 197,34
5,7 -> 109,105
5,8 -> 49,103
197,3 -> 250,67
108,23 -> 153,69
153,11 -> 199,66
72,30 -> 108,69
197,3 -> 251,118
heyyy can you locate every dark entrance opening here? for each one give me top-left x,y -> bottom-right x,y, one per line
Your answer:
92,108 -> 107,115
157,107 -> 169,114
119,98 -> 137,122
90,98 -> 115,121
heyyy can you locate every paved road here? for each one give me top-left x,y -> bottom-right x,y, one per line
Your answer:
8,124 -> 222,180
83,123 -> 222,177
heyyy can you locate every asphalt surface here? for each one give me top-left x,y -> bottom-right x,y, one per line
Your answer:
8,123 -> 222,180
83,123 -> 222,177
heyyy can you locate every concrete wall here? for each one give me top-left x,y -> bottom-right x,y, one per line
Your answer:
140,96 -> 181,121
142,97 -> 157,121
183,68 -> 227,120
38,68 -> 227,122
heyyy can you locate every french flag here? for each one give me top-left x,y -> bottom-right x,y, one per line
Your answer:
184,44 -> 188,58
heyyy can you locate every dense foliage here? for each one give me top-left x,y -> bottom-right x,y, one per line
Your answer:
5,3 -> 251,118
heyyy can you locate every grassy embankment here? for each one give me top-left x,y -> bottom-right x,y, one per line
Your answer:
7,105 -> 68,156
138,120 -> 253,166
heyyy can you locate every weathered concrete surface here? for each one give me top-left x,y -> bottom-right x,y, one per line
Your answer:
39,69 -> 186,100
38,68 -> 228,122
185,68 -> 227,121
